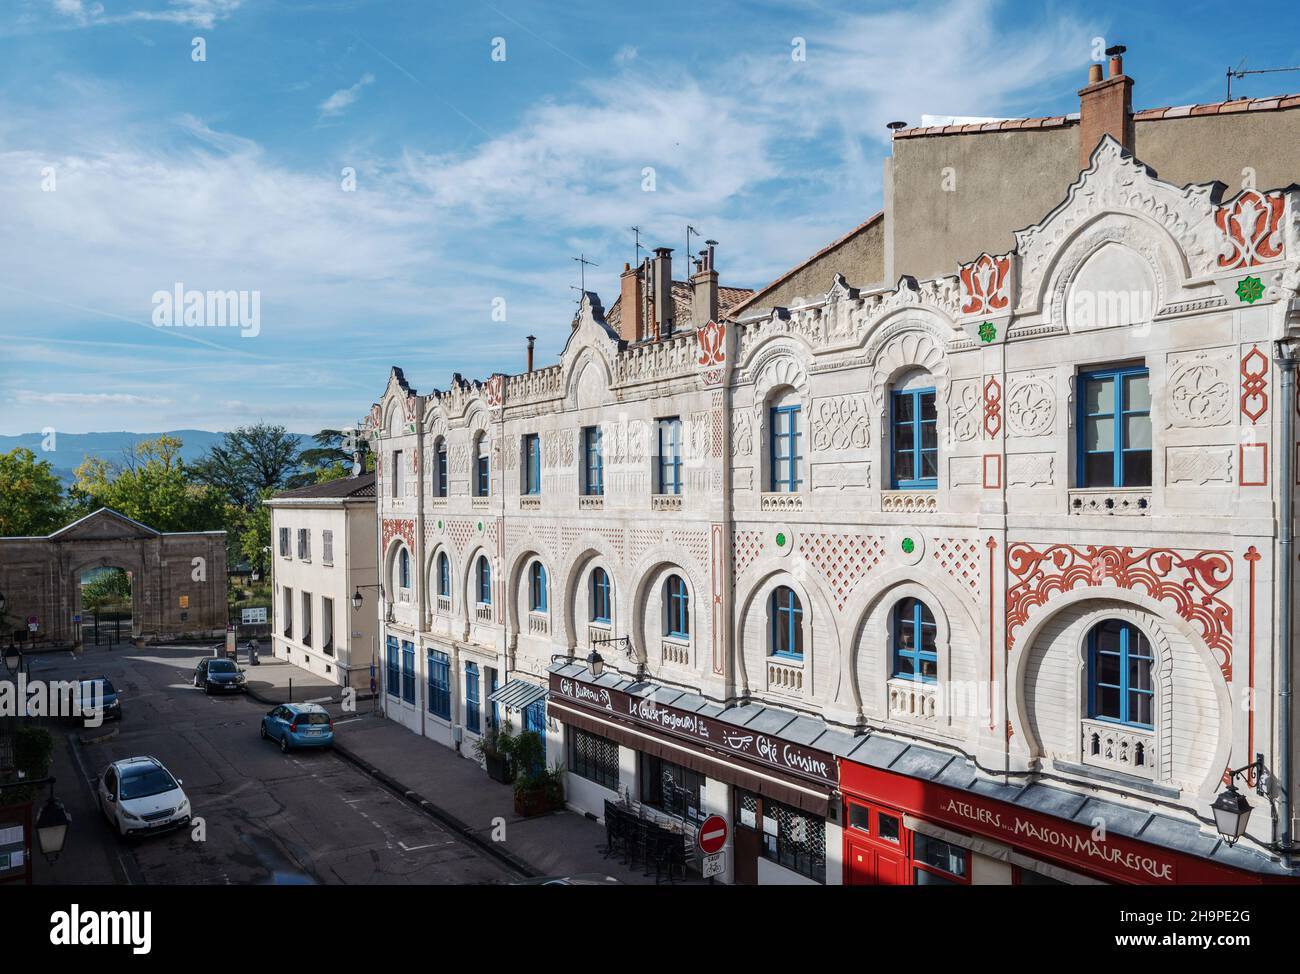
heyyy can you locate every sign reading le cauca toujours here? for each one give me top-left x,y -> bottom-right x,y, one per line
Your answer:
550,673 -> 837,786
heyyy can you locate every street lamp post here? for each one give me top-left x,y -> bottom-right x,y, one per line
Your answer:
0,777 -> 69,884
1212,755 -> 1266,848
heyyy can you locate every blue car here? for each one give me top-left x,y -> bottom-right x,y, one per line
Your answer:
260,703 -> 334,753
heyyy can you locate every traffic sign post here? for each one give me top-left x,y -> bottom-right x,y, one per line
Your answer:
702,852 -> 726,879
698,814 -> 728,855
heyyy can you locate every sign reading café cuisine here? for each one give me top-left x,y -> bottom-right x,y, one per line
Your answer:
550,673 -> 837,787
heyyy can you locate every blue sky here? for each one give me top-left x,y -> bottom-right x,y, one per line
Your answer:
1,0 -> 1297,435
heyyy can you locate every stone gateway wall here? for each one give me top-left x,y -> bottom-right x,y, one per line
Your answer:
0,508 -> 227,645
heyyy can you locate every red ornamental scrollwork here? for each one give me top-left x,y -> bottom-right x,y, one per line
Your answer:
983,376 -> 1002,438
1005,544 -> 1234,681
382,517 -> 416,553
1215,190 -> 1286,269
960,253 -> 1012,316
367,403 -> 382,431
696,320 -> 726,367
484,374 -> 504,408
1240,346 -> 1268,423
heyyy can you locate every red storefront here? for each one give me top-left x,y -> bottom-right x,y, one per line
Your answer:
840,760 -> 1290,886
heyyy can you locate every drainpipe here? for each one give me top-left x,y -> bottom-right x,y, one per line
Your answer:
1275,338 -> 1295,866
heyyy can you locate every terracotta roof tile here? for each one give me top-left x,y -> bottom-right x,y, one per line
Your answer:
605,280 -> 753,331
1190,103 -> 1222,116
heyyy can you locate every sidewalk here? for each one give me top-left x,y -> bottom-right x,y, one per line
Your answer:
240,655 -> 371,707
332,712 -> 690,884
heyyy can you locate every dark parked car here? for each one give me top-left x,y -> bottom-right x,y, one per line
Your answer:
194,657 -> 246,694
76,677 -> 122,723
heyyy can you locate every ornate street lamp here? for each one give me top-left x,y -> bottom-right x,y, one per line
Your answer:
1212,755 -> 1265,847
35,793 -> 70,864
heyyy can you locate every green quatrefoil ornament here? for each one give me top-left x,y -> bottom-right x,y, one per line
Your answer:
1236,276 -> 1264,305
978,321 -> 997,343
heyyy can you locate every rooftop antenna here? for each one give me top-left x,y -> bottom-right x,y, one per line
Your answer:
630,226 -> 643,268
1226,58 -> 1300,100
572,253 -> 599,302
686,224 -> 700,278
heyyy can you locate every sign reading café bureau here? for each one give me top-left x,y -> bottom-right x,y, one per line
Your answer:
550,673 -> 838,788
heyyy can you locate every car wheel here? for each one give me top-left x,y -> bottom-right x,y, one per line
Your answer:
279,734 -> 290,754
259,721 -> 268,740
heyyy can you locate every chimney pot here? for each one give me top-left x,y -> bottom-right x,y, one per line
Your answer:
1088,63 -> 1103,84
1109,54 -> 1122,78
526,334 -> 536,372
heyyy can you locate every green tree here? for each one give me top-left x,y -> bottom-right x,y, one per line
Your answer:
69,435 -> 225,533
290,428 -> 372,487
81,568 -> 132,612
194,423 -> 302,509
0,447 -> 64,536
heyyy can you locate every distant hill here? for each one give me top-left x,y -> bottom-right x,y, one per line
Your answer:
0,430 -> 306,485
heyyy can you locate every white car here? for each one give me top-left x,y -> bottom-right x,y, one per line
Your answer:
97,756 -> 192,839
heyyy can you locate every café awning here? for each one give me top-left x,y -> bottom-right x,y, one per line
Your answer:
488,679 -> 547,713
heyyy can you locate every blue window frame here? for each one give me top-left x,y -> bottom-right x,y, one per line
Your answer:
437,552 -> 450,598
582,426 -> 604,496
770,586 -> 803,659
523,434 -> 541,495
401,640 -> 416,704
657,417 -> 682,495
385,635 -> 400,699
591,567 -> 612,624
1087,619 -> 1154,728
477,556 -> 492,605
1078,365 -> 1151,488
427,648 -> 450,719
487,666 -> 499,730
465,662 -> 481,734
769,404 -> 802,492
398,546 -> 411,589
523,698 -> 546,769
891,387 -> 938,489
475,438 -> 490,496
434,440 -> 448,497
893,598 -> 937,682
530,562 -> 548,613
665,575 -> 689,638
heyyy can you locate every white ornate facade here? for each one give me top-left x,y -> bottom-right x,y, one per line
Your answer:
367,136 -> 1300,884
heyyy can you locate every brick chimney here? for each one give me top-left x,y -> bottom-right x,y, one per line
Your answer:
689,241 -> 719,328
652,247 -> 674,338
618,262 -> 644,342
1078,45 -> 1134,170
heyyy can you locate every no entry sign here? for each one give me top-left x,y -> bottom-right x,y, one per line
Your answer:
698,814 -> 728,855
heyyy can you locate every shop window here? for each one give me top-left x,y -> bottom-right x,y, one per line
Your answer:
656,417 -> 683,495
891,386 -> 938,489
569,728 -> 619,790
385,635 -> 399,699
877,811 -> 901,844
1078,364 -> 1151,488
437,552 -> 450,599
477,556 -> 492,605
892,597 -> 938,682
847,803 -> 871,834
529,561 -> 548,613
427,649 -> 450,719
465,662 -> 480,734
913,833 -> 970,885
742,790 -> 825,884
770,586 -> 803,659
434,438 -> 448,497
590,567 -> 612,624
1087,618 -> 1154,728
401,640 -> 416,705
640,754 -> 704,823
664,575 -> 690,639
582,425 -> 604,496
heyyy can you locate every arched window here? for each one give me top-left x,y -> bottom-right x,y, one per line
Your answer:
893,598 -> 936,682
398,547 -> 411,590
890,371 -> 938,490
1087,619 -> 1154,728
664,575 -> 689,638
474,434 -> 490,496
591,567 -> 612,624
434,439 -> 448,497
770,586 -> 803,658
476,556 -> 492,605
437,552 -> 450,598
769,392 -> 802,492
529,562 -> 548,613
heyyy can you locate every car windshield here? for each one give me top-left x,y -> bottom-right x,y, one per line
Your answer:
209,660 -> 237,673
119,766 -> 178,800
81,679 -> 116,697
295,712 -> 330,726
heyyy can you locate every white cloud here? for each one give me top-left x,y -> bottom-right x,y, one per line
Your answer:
319,73 -> 376,118
13,389 -> 173,407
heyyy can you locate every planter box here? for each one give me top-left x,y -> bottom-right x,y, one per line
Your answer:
485,754 -> 513,784
513,785 -> 563,818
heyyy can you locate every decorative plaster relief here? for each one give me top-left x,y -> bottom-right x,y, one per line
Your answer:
1167,350 -> 1234,428
811,461 -> 871,491
811,395 -> 871,451
1007,454 -> 1055,488
1166,446 -> 1234,485
1005,374 -> 1056,438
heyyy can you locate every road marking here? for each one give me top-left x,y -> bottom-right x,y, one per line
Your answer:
332,717 -> 364,726
304,696 -> 334,704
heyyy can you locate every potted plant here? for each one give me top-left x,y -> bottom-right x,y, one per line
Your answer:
511,731 -> 563,817
473,722 -> 515,784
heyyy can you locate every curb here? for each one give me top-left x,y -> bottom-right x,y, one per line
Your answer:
329,741 -> 538,881
244,684 -> 376,707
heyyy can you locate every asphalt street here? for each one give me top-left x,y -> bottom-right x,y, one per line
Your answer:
24,644 -> 519,885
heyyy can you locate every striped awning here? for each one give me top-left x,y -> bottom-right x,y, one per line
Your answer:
488,679 -> 548,713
